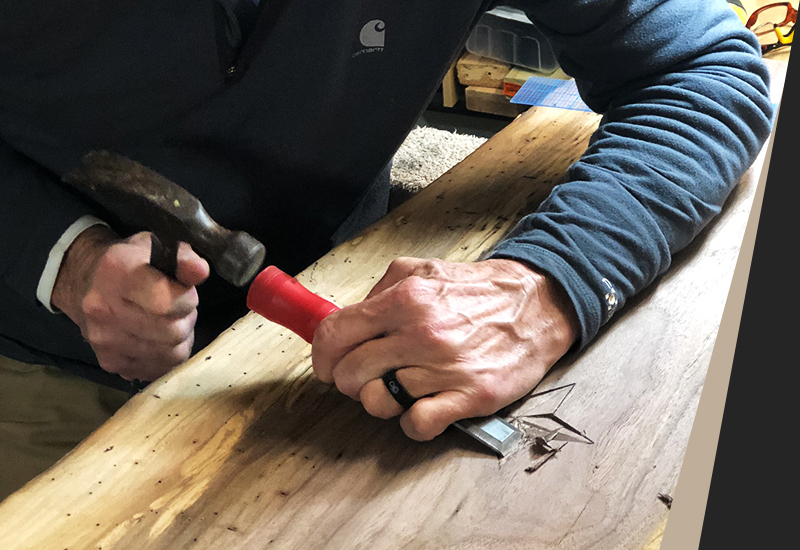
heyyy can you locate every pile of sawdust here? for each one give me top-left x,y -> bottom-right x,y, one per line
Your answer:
389,126 -> 487,208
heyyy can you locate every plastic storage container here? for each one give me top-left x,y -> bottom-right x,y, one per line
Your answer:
465,7 -> 559,73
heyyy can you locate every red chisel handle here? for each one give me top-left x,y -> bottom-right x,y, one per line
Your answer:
246,266 -> 340,343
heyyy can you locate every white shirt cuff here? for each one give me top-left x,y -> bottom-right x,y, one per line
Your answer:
36,215 -> 109,313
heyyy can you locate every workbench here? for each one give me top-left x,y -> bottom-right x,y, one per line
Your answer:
0,59 -> 787,550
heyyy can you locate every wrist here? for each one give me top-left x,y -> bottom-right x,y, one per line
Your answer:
494,258 -> 581,351
52,225 -> 119,320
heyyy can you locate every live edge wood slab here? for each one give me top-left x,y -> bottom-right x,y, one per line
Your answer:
0,60 -> 787,550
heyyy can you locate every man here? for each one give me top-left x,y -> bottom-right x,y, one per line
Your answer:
0,0 -> 773,497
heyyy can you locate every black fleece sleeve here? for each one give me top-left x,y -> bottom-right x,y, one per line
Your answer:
0,139 -> 97,307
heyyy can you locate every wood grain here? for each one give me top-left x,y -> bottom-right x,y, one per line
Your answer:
0,60 -> 785,550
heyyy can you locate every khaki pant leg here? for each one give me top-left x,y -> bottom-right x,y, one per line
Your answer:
0,355 -> 128,502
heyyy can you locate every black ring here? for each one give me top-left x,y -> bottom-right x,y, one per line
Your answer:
382,369 -> 418,410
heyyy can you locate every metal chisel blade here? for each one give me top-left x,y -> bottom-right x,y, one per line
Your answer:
454,415 -> 524,457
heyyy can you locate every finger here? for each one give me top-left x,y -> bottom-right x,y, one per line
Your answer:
124,270 -> 200,318
88,322 -> 193,363
365,257 -> 425,300
330,334 -> 431,397
114,305 -> 198,345
357,366 -> 439,419
359,378 -> 405,419
127,232 -> 208,288
175,242 -> 210,288
400,391 -> 476,442
83,285 -> 198,344
314,271 -> 448,383
94,333 -> 194,381
118,234 -> 204,315
127,231 -> 156,250
312,299 -> 406,383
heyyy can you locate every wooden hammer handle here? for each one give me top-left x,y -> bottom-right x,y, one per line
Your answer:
149,233 -> 179,280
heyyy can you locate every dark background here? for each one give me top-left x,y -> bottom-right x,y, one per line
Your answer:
699,51 -> 797,547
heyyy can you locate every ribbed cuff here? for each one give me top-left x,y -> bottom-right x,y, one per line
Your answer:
36,215 -> 109,313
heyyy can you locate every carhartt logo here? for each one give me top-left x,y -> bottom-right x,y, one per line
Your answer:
360,19 -> 385,47
353,19 -> 385,57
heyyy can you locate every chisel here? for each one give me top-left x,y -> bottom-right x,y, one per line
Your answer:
247,266 -> 524,457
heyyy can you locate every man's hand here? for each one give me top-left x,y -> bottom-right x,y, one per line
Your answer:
312,257 -> 579,441
52,227 -> 209,381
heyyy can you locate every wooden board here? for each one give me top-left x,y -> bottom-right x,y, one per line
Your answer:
0,60 -> 786,550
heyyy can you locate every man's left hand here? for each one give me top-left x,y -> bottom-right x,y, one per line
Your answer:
312,257 -> 579,441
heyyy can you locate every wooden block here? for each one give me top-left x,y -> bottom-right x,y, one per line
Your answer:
465,85 -> 527,117
456,52 -> 510,88
441,63 -> 460,108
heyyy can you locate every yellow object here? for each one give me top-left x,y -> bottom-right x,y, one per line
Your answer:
727,0 -> 748,25
775,25 -> 794,44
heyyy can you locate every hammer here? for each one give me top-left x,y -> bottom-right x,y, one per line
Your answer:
64,151 -> 266,395
63,151 -> 266,287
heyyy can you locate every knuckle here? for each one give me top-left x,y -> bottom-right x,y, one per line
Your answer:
151,296 -> 178,318
311,319 -> 338,382
149,297 -> 173,318
314,316 -> 336,347
331,362 -> 363,399
394,276 -> 426,301
415,322 -> 439,343
84,325 -> 110,348
97,245 -> 130,275
128,232 -> 152,248
391,278 -> 435,316
81,294 -> 109,320
169,318 -> 195,345
417,258 -> 442,276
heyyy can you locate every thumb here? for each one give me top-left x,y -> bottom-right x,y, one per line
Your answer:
175,242 -> 210,288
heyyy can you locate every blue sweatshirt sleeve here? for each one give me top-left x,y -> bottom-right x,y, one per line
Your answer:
490,0 -> 774,348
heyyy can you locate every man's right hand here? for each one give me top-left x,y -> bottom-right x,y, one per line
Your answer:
52,227 -> 210,382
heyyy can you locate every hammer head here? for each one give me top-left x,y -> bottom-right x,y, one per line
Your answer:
63,151 -> 266,287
